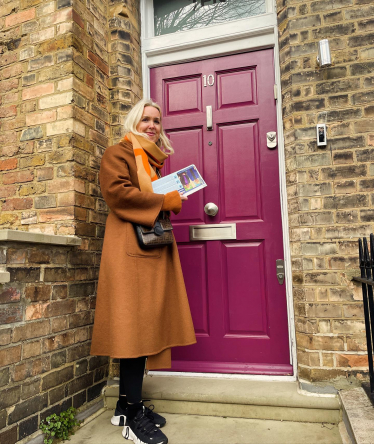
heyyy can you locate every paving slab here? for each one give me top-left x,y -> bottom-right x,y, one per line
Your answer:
68,409 -> 342,444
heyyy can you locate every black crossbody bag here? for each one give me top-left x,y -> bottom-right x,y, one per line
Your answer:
134,212 -> 173,249
133,169 -> 174,249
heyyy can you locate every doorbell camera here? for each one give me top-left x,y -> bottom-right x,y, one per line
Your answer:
316,124 -> 327,147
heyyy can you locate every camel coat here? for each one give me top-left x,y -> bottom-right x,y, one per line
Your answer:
90,140 -> 196,369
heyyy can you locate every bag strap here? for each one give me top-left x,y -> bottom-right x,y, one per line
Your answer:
155,168 -> 167,220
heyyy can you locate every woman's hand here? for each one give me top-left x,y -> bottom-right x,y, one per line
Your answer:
161,191 -> 185,214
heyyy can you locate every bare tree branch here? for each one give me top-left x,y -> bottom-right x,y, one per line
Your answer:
155,0 -> 266,36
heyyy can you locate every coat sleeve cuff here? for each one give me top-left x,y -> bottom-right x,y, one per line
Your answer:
161,191 -> 182,215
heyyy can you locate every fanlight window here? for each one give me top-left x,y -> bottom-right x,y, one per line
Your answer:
153,0 -> 266,36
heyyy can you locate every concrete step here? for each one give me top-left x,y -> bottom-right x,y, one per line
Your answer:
68,410 -> 343,444
339,387 -> 374,444
104,375 -> 341,424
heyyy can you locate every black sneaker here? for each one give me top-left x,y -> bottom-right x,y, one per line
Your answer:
111,401 -> 166,428
144,403 -> 166,428
111,400 -> 127,426
122,408 -> 168,444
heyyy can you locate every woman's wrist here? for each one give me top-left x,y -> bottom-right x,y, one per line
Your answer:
161,191 -> 182,214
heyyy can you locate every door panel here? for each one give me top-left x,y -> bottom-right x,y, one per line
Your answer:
165,75 -> 202,115
219,122 -> 260,220
178,243 -> 209,336
151,49 -> 292,375
165,128 -> 205,223
223,242 -> 267,336
217,68 -> 257,108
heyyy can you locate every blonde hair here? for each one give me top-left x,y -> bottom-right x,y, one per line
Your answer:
123,99 -> 174,155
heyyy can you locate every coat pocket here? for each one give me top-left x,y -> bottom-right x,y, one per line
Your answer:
126,222 -> 161,258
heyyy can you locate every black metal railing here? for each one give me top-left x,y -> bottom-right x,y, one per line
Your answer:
352,234 -> 374,393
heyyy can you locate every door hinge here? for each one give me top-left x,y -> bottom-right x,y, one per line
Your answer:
274,84 -> 278,100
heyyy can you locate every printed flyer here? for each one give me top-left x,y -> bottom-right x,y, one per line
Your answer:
152,164 -> 207,197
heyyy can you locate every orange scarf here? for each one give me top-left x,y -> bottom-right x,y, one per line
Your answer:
124,133 -> 168,192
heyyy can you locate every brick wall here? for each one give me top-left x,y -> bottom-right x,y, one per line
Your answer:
108,0 -> 142,145
0,237 -> 108,444
0,0 -> 142,441
0,0 -> 110,235
0,0 -> 142,235
277,0 -> 374,384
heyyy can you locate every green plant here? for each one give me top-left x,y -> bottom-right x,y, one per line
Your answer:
39,407 -> 81,444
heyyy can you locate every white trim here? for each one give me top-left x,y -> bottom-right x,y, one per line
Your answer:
141,0 -> 153,40
266,0 -> 275,15
140,0 -> 297,379
273,28 -> 298,377
145,30 -> 275,71
149,371 -> 296,382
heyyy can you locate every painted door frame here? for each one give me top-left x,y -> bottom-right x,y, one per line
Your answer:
140,0 -> 297,381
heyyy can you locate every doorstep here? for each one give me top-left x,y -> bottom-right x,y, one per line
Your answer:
104,375 -> 341,424
67,409 -> 343,444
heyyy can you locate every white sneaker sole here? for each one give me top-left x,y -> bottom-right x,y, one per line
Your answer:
122,426 -> 167,444
111,414 -> 126,426
112,414 -> 161,428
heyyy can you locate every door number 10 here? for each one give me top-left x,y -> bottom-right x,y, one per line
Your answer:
203,74 -> 215,87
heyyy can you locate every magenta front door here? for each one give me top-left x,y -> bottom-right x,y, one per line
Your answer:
151,49 -> 292,375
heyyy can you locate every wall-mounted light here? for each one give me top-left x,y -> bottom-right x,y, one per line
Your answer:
317,39 -> 331,67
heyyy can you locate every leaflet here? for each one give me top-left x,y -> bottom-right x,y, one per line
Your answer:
152,164 -> 207,197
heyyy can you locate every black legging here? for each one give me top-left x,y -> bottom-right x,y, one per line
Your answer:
119,357 -> 146,404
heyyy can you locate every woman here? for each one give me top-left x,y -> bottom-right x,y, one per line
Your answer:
90,99 -> 196,444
